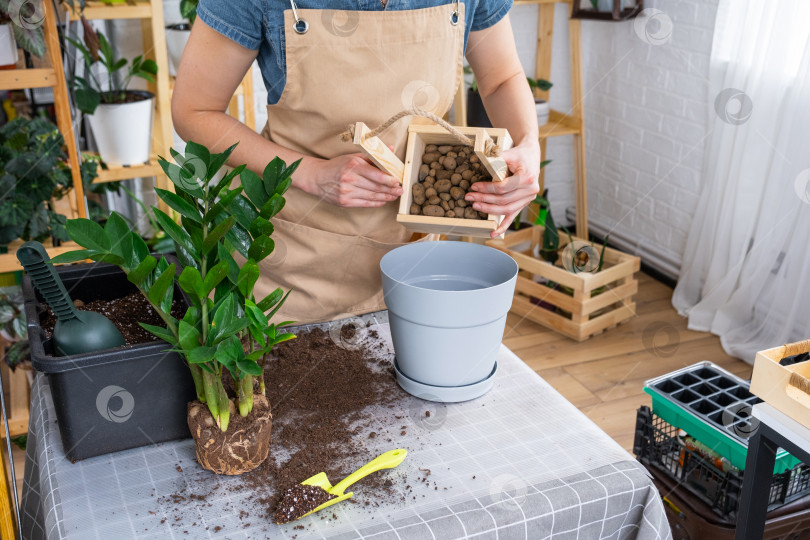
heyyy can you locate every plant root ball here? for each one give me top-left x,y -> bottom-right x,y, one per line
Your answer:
188,396 -> 272,475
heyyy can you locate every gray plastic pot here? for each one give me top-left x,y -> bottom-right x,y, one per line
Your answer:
381,241 -> 518,389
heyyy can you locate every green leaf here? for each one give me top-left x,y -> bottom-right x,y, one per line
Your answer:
66,219 -> 110,252
104,213 -> 132,261
241,169 -> 267,208
158,160 -> 204,198
249,217 -> 274,238
139,322 -> 177,346
74,88 -> 100,115
246,300 -> 268,327
237,260 -> 260,298
147,263 -> 177,308
205,188 -> 242,225
184,141 -> 211,169
274,332 -> 296,344
139,58 -> 158,76
88,253 -> 126,265
202,216 -> 235,254
127,255 -> 158,286
236,358 -> 263,377
155,188 -> 202,223
262,158 -> 284,195
209,295 -> 234,345
50,250 -> 94,264
203,260 -> 229,295
178,320 -> 202,350
256,288 -> 283,312
259,194 -> 286,220
218,318 -> 250,338
228,195 -> 260,231
179,266 -> 205,299
207,143 -> 238,181
188,345 -> 216,364
225,222 -> 251,259
153,209 -> 197,256
210,163 -> 245,200
248,236 -> 274,262
266,289 -> 292,319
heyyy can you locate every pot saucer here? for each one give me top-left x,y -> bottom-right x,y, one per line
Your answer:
393,359 -> 497,403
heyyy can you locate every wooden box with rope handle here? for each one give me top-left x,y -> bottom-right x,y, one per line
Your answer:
751,339 -> 810,429
343,110 -> 512,238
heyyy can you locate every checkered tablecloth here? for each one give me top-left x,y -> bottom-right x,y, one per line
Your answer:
20,316 -> 671,539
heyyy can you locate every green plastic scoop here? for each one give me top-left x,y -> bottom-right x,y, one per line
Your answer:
17,241 -> 125,356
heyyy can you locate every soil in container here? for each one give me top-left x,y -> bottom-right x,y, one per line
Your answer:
40,291 -> 183,346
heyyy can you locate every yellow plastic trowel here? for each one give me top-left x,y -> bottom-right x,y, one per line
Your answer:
297,449 -> 408,520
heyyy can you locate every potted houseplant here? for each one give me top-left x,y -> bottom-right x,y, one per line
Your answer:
51,141 -> 298,474
165,0 -> 197,76
0,0 -> 47,67
0,9 -> 17,68
0,117 -> 81,249
67,29 -> 158,166
527,77 -> 553,127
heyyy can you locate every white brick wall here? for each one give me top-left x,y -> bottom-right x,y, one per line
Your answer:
580,0 -> 717,268
512,0 -> 717,272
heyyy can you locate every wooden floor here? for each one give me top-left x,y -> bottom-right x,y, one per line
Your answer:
503,271 -> 753,452
3,272 -> 752,511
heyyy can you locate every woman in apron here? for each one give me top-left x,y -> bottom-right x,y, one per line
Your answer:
172,0 -> 540,324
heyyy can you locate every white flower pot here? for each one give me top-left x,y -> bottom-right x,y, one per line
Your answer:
535,99 -> 550,127
165,25 -> 191,77
0,24 -> 19,68
87,91 -> 155,166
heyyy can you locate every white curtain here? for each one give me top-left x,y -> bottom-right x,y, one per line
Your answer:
672,0 -> 810,362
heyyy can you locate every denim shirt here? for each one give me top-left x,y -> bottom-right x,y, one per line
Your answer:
198,0 -> 512,104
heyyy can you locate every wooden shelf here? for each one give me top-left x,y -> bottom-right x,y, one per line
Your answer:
0,68 -> 58,91
65,0 -> 153,20
93,156 -> 163,183
0,240 -> 82,273
538,110 -> 582,138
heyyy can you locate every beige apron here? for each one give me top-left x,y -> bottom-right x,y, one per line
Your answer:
256,0 -> 465,324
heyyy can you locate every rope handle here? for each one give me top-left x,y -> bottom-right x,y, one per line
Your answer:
338,108 -> 502,157
783,339 -> 810,358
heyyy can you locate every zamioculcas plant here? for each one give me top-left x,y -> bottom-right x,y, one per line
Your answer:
52,142 -> 298,475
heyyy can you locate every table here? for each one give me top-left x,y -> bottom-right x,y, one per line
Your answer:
736,403 -> 810,540
21,317 -> 671,539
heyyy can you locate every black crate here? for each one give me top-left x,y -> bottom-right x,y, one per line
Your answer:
23,261 -> 196,461
634,406 -> 810,520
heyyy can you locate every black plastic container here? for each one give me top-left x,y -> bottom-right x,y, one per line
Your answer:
23,261 -> 196,461
633,406 -> 810,520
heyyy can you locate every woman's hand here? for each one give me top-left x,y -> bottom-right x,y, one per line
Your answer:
465,142 -> 541,237
302,153 -> 403,208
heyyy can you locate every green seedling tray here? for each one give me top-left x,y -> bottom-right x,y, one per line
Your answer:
644,361 -> 801,473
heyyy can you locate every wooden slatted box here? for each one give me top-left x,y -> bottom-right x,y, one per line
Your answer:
750,339 -> 810,429
487,225 -> 640,341
397,124 -> 512,238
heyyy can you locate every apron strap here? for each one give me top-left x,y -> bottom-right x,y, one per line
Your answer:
288,0 -> 309,34
287,0 -> 462,32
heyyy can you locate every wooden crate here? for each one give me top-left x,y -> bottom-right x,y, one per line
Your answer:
0,340 -> 30,438
487,225 -> 641,341
397,124 -> 512,238
750,339 -> 810,429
